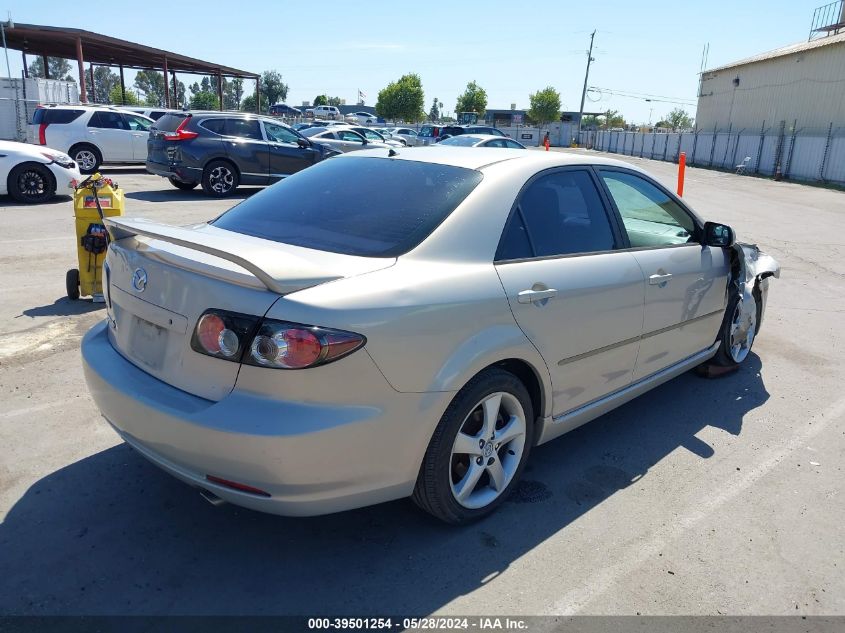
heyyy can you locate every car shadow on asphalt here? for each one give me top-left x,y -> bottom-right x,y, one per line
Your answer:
125,188 -> 261,203
21,297 -> 105,318
0,194 -> 74,208
0,355 -> 768,615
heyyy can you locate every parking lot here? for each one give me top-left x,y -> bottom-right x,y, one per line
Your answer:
1,152 -> 843,616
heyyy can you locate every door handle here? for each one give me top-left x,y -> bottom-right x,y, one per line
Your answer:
649,273 -> 673,286
517,288 -> 558,304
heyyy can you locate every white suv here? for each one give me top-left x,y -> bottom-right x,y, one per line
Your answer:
30,105 -> 155,174
305,105 -> 340,120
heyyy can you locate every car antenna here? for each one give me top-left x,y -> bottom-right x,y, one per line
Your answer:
388,148 -> 398,157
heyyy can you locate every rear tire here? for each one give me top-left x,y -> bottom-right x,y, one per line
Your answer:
8,163 -> 56,204
168,177 -> 199,191
66,269 -> 80,300
413,368 -> 534,524
69,144 -> 101,174
201,160 -> 239,197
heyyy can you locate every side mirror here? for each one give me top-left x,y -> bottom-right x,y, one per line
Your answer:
703,221 -> 735,247
297,138 -> 310,149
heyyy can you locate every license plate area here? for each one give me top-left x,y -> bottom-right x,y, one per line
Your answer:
128,315 -> 168,370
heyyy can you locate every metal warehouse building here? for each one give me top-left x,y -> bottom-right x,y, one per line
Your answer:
696,31 -> 845,132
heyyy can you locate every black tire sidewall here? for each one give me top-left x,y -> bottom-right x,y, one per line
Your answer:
201,161 -> 239,197
9,163 -> 56,204
66,269 -> 80,300
414,368 -> 534,524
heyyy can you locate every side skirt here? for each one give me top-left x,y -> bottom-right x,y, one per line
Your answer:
536,342 -> 721,445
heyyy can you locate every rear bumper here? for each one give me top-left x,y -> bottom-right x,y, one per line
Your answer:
81,320 -> 446,516
145,160 -> 202,183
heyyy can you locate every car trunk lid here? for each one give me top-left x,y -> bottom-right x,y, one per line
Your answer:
103,218 -> 395,401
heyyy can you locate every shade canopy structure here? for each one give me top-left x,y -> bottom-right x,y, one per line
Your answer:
3,22 -> 260,110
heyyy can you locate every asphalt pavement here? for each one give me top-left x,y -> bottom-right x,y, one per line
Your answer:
0,156 -> 843,616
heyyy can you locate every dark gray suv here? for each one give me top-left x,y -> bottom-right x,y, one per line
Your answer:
147,112 -> 339,197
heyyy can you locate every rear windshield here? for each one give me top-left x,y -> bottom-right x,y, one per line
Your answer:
32,109 -> 84,125
153,113 -> 189,132
212,157 -> 483,257
442,136 -> 483,146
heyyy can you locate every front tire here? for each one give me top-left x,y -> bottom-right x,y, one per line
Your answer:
8,163 -> 56,204
413,368 -> 534,524
712,287 -> 760,367
168,177 -> 199,191
201,160 -> 239,197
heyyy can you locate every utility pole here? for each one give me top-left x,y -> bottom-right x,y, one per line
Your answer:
576,29 -> 596,144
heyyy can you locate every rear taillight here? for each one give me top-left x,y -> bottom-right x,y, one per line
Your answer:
161,118 -> 198,141
190,309 -> 365,369
38,123 -> 48,145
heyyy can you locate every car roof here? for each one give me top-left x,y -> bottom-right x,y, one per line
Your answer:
339,146 -> 641,171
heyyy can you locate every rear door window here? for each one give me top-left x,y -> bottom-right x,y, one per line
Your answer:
88,111 -> 127,129
124,114 -> 152,131
224,118 -> 263,140
496,169 -> 616,259
199,119 -> 226,135
212,157 -> 483,257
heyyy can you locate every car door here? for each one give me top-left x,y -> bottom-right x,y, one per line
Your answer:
262,120 -> 319,179
222,118 -> 269,185
123,113 -> 153,161
87,111 -> 133,162
495,168 -> 646,416
597,168 -> 730,381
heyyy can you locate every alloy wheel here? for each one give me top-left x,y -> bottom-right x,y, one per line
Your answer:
449,392 -> 526,509
75,150 -> 97,172
729,295 -> 757,363
209,166 -> 234,194
18,169 -> 47,199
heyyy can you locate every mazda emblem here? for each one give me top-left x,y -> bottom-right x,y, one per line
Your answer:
131,268 -> 148,292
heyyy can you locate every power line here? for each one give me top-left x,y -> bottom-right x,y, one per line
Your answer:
587,86 -> 697,107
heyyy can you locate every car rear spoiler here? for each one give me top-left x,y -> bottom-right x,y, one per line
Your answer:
105,217 -> 342,295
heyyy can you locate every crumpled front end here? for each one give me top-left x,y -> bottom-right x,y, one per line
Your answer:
732,242 -> 780,331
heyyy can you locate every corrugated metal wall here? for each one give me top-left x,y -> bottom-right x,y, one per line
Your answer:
582,125 -> 845,185
697,38 -> 845,133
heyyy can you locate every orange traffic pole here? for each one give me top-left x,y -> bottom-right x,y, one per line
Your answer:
544,136 -> 550,151
677,151 -> 686,197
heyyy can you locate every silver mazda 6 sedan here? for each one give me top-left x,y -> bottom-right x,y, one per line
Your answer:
82,147 -> 779,524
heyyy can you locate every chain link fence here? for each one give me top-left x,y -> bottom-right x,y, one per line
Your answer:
579,122 -> 845,186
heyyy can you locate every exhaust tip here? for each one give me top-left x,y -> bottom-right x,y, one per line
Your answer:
199,488 -> 226,507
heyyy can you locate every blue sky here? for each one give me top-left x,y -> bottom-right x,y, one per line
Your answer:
1,0 -> 824,123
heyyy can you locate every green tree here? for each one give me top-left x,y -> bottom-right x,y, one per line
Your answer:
601,109 -> 625,129
86,66 -> 119,104
527,86 -> 561,125
27,57 -> 74,81
375,73 -> 425,122
134,70 -> 165,106
327,96 -> 343,107
190,91 -> 220,110
313,94 -> 328,106
260,70 -> 288,106
241,94 -> 265,113
455,80 -> 487,117
109,85 -> 140,106
428,97 -> 441,121
581,115 -> 601,128
665,108 -> 693,131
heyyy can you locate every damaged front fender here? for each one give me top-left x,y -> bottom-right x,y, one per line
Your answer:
731,242 -> 780,332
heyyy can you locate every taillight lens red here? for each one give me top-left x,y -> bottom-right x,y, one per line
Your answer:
162,118 -> 198,141
190,309 -> 365,369
38,123 -> 48,145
